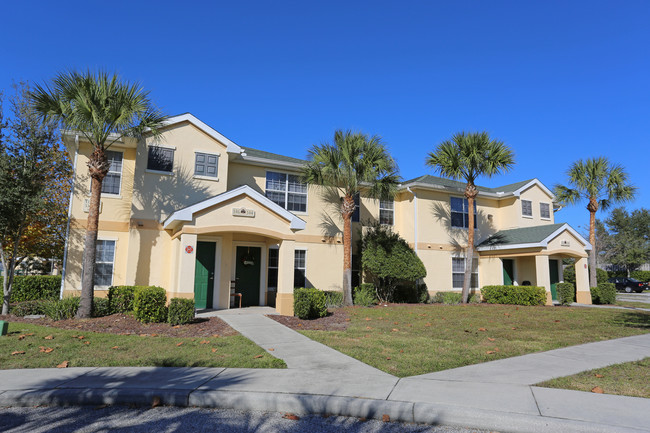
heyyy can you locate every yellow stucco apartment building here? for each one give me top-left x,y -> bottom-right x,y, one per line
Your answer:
60,114 -> 592,315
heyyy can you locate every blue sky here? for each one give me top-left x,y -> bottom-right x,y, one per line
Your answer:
1,0 -> 648,234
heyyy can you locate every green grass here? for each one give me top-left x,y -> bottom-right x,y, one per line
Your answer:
301,304 -> 650,377
0,323 -> 286,369
537,357 -> 650,398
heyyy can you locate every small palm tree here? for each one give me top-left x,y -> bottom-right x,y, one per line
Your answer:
303,130 -> 399,306
426,131 -> 515,303
554,157 -> 636,288
30,70 -> 167,318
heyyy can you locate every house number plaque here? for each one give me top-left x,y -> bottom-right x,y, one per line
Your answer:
232,207 -> 255,218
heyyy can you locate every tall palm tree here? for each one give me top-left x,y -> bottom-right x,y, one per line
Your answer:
554,157 -> 635,288
303,130 -> 399,306
426,131 -> 515,304
29,71 -> 167,318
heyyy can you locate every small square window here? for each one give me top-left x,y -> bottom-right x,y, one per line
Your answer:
540,203 -> 550,219
522,200 -> 532,217
195,152 -> 219,178
147,146 -> 174,172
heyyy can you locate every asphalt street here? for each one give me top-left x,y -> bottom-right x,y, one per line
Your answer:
0,406 -> 488,433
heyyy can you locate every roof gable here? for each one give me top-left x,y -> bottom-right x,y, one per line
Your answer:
477,223 -> 591,251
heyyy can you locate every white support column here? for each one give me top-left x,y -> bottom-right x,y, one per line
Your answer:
535,255 -> 552,305
276,239 -> 295,316
177,233 -> 197,298
575,257 -> 592,304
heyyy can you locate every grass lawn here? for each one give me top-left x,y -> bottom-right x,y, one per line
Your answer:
615,301 -> 650,309
0,323 -> 286,369
301,304 -> 650,377
537,357 -> 650,398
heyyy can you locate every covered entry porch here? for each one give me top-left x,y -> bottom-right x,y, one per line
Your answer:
477,223 -> 592,305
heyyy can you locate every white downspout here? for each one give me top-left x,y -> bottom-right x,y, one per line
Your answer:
59,134 -> 79,299
407,187 -> 418,256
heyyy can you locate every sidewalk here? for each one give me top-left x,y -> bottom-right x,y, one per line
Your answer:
1,309 -> 649,433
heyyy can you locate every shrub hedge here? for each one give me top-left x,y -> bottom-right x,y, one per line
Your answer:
353,283 -> 377,307
631,270 -> 650,282
133,286 -> 167,323
481,285 -> 546,306
293,287 -> 327,320
107,286 -> 140,313
11,300 -> 48,316
43,297 -> 80,320
590,282 -> 617,305
556,282 -> 575,305
0,275 -> 61,302
92,297 -> 111,317
323,291 -> 344,308
432,292 -> 482,304
168,298 -> 195,325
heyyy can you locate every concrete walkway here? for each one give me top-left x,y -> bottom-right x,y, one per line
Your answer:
1,309 -> 650,432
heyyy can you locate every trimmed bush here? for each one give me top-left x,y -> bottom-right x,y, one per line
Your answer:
353,283 -> 377,307
469,293 -> 482,304
293,288 -> 327,320
168,298 -> 195,325
432,292 -> 462,304
556,282 -> 575,305
133,286 -> 168,323
591,282 -> 617,305
92,297 -> 111,317
43,297 -> 80,320
108,286 -> 138,313
11,300 -> 48,316
0,275 -> 61,302
631,270 -> 650,282
481,285 -> 546,306
323,291 -> 344,308
596,268 -> 609,284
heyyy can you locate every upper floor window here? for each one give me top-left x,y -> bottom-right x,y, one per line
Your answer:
352,193 -> 360,222
147,146 -> 174,173
540,202 -> 550,219
265,171 -> 307,212
522,199 -> 533,217
379,199 -> 394,225
450,197 -> 476,229
101,151 -> 123,195
94,239 -> 115,287
194,152 -> 219,178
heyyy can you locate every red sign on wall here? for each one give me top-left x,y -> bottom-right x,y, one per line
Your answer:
185,246 -> 194,254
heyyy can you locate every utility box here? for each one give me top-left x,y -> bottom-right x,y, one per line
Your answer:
0,320 -> 8,336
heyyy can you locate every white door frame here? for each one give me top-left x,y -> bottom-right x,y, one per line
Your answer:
197,236 -> 222,309
232,241 -> 268,307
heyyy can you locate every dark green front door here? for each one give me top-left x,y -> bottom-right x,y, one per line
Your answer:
194,241 -> 216,309
235,246 -> 261,307
503,259 -> 514,285
549,259 -> 560,301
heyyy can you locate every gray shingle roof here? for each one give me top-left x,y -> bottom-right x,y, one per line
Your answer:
478,223 -> 566,248
241,147 -> 306,165
401,175 -> 536,195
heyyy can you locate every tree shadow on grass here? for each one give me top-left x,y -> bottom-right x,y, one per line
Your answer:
611,311 -> 650,329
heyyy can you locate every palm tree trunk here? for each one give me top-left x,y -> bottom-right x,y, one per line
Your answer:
588,207 -> 598,288
341,194 -> 355,306
77,175 -> 102,318
463,188 -> 478,304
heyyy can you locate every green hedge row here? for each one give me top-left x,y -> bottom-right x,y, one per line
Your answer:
431,292 -> 481,304
481,285 -> 546,306
606,270 -> 650,281
590,282 -> 617,305
556,282 -> 575,305
294,287 -> 327,319
0,275 -> 61,302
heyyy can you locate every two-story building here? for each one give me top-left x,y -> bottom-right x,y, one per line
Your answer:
60,114 -> 592,315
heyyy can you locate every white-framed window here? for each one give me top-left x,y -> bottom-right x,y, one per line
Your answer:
267,247 -> 279,290
94,239 -> 115,287
379,199 -> 394,225
521,199 -> 533,217
450,197 -> 476,228
101,151 -> 123,195
452,257 -> 478,289
540,202 -> 551,219
294,249 -> 307,288
265,171 -> 307,212
194,152 -> 219,178
147,146 -> 174,173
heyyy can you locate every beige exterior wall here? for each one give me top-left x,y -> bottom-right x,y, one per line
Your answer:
496,184 -> 555,231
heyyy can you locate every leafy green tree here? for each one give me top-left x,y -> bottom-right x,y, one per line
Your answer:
426,131 -> 514,303
603,208 -> 650,276
0,83 -> 68,315
554,157 -> 636,288
361,223 -> 426,303
303,130 -> 399,306
29,71 -> 167,318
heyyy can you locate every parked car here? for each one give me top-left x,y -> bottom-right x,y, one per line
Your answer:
608,277 -> 648,293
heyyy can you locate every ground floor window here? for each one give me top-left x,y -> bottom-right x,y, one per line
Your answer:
452,257 -> 478,289
94,240 -> 115,287
294,249 -> 307,288
267,247 -> 278,289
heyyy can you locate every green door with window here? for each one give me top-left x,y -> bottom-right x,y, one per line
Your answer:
503,259 -> 514,285
549,259 -> 560,301
235,246 -> 261,307
194,241 -> 216,309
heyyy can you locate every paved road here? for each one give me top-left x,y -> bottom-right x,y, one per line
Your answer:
0,406 -> 487,433
617,292 -> 650,304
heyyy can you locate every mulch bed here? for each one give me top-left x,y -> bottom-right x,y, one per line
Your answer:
0,313 -> 238,338
267,308 -> 351,331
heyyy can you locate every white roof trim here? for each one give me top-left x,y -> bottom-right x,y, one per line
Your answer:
476,223 -> 592,251
162,185 -> 306,231
156,113 -> 242,154
512,178 -> 555,200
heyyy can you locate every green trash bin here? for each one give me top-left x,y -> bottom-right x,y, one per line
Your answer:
0,320 -> 8,336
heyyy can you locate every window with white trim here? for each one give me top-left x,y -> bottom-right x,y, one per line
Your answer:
294,249 -> 307,288
452,257 -> 478,289
94,240 -> 115,287
147,146 -> 174,172
521,199 -> 532,217
101,151 -> 123,195
267,247 -> 279,290
194,152 -> 219,178
450,197 -> 477,228
540,202 -> 550,219
379,199 -> 394,225
265,171 -> 307,212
